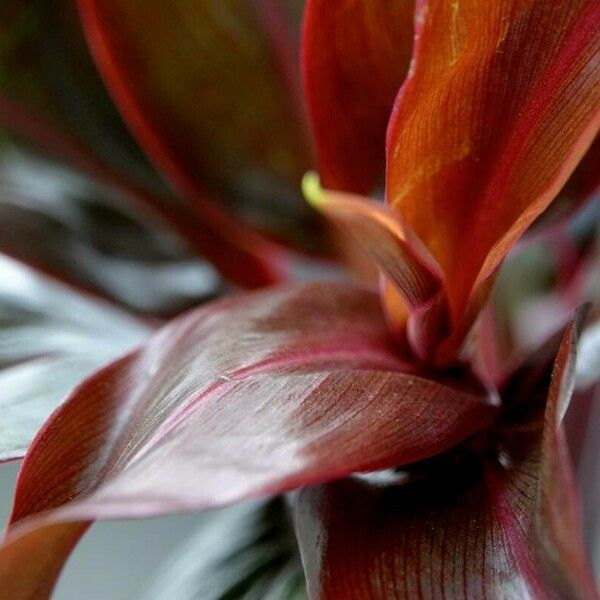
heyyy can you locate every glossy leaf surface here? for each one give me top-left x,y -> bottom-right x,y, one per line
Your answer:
0,254 -> 150,462
0,283 -> 496,598
386,0 -> 600,345
302,0 -> 415,193
294,317 -> 598,599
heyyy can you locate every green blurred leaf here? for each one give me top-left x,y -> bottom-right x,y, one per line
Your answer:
144,499 -> 306,600
0,253 -> 151,461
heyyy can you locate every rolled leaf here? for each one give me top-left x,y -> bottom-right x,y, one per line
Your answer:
303,173 -> 449,361
302,0 -> 415,193
294,315 -> 598,599
386,0 -> 600,357
0,282 -> 496,598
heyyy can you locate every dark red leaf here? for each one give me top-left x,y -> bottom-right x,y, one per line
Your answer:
77,0 -> 315,249
294,314 -> 598,599
302,0 -> 415,194
0,283 -> 496,598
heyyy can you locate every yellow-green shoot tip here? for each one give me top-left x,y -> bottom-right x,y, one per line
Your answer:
302,171 -> 326,209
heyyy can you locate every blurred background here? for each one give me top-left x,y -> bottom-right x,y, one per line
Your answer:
0,0 -> 599,597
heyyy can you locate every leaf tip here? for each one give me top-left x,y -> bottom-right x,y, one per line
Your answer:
302,171 -> 326,209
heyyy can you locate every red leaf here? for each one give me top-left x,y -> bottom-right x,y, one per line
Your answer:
386,0 -> 600,359
302,0 -> 415,194
294,314 -> 598,599
0,283 -> 496,598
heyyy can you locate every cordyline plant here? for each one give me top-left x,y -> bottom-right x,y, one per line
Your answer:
0,0 -> 599,598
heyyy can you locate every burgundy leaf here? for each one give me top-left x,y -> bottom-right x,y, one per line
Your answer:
0,283 -> 496,598
294,315 -> 597,599
302,0 -> 415,193
76,0 -> 318,253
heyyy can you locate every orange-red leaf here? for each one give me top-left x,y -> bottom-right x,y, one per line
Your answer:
386,0 -> 600,356
303,174 -> 449,360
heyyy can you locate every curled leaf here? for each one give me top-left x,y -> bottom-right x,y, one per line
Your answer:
386,0 -> 600,356
303,173 -> 449,360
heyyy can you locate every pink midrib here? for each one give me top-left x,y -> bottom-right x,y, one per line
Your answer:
119,339 -> 410,472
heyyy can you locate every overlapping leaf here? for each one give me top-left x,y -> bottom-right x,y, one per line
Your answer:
385,0 -> 600,357
0,282 -> 496,598
303,174 -> 448,360
0,254 -> 150,462
303,0 -> 600,362
0,1 -> 309,286
294,316 -> 598,599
